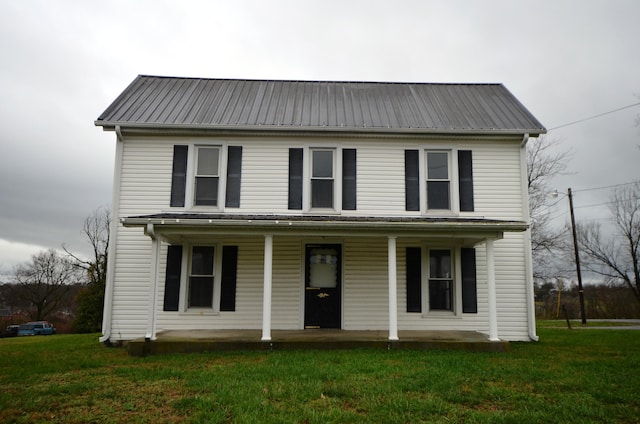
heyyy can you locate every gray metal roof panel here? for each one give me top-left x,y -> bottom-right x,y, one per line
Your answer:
96,76 -> 546,135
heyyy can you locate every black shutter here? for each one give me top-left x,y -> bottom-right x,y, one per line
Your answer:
405,150 -> 420,211
225,146 -> 242,207
342,149 -> 357,210
406,247 -> 422,313
170,145 -> 189,207
220,246 -> 239,311
288,148 -> 303,210
163,245 -> 183,311
461,247 -> 478,313
458,150 -> 474,212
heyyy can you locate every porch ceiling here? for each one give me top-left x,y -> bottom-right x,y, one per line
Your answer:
122,213 -> 527,244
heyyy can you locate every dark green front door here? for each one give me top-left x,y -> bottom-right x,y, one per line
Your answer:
304,244 -> 341,329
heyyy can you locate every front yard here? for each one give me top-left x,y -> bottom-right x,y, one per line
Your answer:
1,327 -> 638,423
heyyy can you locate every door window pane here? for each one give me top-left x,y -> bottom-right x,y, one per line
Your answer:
309,248 -> 338,288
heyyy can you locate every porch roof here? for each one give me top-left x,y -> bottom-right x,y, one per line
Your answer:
122,213 -> 527,243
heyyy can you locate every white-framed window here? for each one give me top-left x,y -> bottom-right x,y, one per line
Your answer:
406,245 -> 477,315
425,150 -> 451,211
405,148 -> 474,214
187,245 -> 216,309
310,148 -> 336,209
194,146 -> 221,207
171,143 -> 243,210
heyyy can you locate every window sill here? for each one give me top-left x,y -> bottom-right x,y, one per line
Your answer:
180,310 -> 220,316
422,311 -> 459,319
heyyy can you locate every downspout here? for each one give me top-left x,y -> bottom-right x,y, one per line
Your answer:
100,126 -> 124,343
520,134 -> 539,341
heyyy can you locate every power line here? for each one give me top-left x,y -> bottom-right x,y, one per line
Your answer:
573,180 -> 640,193
547,102 -> 640,131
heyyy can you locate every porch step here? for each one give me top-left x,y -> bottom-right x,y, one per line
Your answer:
126,330 -> 509,356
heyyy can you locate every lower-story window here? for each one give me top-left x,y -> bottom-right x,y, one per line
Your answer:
188,246 -> 215,308
428,249 -> 453,310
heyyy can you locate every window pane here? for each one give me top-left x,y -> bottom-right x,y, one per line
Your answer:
427,181 -> 450,209
312,179 -> 334,208
189,276 -> 214,307
197,148 -> 219,176
309,248 -> 338,288
429,250 -> 451,278
427,152 -> 448,179
429,280 -> 453,310
312,150 -> 333,178
195,177 -> 219,206
191,246 -> 215,275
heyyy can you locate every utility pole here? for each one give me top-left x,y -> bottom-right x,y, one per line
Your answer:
568,188 -> 587,325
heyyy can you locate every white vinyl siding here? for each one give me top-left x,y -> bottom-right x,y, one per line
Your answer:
106,135 -> 531,341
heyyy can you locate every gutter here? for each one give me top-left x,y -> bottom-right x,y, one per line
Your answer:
95,121 -> 546,138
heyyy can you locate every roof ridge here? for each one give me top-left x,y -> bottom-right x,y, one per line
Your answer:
136,74 -> 503,86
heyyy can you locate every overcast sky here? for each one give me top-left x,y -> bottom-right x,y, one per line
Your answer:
1,0 -> 639,277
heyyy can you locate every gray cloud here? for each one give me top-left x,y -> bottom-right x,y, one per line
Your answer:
1,0 -> 639,273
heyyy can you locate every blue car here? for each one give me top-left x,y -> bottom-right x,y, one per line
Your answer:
18,321 -> 56,336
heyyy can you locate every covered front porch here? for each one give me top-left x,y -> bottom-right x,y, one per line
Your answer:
110,214 -> 536,348
127,329 -> 508,356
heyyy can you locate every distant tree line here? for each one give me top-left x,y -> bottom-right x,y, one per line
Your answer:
0,208 -> 108,334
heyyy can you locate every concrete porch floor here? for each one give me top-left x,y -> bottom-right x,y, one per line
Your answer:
127,329 -> 508,356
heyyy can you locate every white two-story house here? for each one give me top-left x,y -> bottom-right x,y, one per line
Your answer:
95,76 -> 545,344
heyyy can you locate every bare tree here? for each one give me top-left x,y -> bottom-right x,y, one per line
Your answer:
527,136 -> 571,279
12,249 -> 82,321
577,182 -> 640,302
64,207 -> 110,285
64,207 -> 110,333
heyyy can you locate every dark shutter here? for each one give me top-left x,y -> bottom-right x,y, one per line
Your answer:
220,246 -> 239,311
406,247 -> 422,313
458,150 -> 474,212
342,149 -> 357,210
163,245 -> 183,311
170,145 -> 189,207
405,150 -> 420,211
461,247 -> 477,313
225,146 -> 242,207
288,148 -> 303,209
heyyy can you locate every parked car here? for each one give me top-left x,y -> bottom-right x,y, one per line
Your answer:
1,325 -> 19,338
18,321 -> 56,336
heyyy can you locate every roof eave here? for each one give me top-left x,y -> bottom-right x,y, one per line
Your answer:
95,121 -> 546,137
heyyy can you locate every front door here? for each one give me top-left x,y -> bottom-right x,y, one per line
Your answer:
304,244 -> 341,329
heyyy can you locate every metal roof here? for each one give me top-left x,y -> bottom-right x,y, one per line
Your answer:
96,75 -> 546,136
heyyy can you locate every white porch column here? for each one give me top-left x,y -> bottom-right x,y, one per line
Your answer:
387,236 -> 399,341
486,238 -> 499,341
261,235 -> 273,341
145,223 -> 161,341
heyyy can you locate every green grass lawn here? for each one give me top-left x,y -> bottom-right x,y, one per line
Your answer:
1,328 -> 639,423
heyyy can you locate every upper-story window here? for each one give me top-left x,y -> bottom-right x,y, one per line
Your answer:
426,151 -> 451,210
195,147 -> 220,206
289,147 -> 356,212
311,149 -> 335,209
405,148 -> 474,214
170,144 -> 242,209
